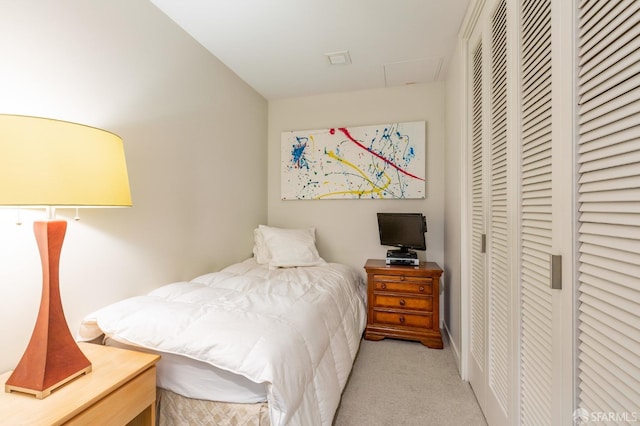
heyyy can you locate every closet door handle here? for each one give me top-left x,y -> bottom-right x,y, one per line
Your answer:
551,254 -> 562,290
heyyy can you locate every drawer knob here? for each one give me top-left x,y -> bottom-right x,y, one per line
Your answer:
399,299 -> 406,306
381,283 -> 387,289
419,286 -> 425,292
399,315 -> 405,323
400,275 -> 406,281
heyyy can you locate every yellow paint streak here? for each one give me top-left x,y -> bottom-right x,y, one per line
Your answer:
315,150 -> 391,199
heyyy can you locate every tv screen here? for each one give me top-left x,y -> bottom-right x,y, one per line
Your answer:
377,213 -> 427,253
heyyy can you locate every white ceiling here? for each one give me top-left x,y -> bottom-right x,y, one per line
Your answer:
150,0 -> 471,100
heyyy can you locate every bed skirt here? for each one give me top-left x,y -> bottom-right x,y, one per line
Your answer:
157,388 -> 271,426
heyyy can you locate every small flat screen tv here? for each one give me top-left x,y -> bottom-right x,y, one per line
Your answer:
377,212 -> 427,254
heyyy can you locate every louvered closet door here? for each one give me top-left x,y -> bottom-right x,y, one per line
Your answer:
519,0 -> 556,424
467,1 -> 513,424
468,35 -> 487,412
577,0 -> 640,417
486,1 -> 511,424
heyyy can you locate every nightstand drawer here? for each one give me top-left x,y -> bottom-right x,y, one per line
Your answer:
66,366 -> 156,425
373,276 -> 433,294
372,310 -> 432,328
373,294 -> 432,311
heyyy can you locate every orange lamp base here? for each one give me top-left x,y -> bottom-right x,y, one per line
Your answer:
4,220 -> 92,399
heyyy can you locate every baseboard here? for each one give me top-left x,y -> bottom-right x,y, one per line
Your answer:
443,322 -> 463,379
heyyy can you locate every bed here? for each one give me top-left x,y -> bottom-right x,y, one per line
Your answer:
78,225 -> 367,426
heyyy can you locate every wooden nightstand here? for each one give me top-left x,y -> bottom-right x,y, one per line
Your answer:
364,259 -> 444,349
1,342 -> 160,425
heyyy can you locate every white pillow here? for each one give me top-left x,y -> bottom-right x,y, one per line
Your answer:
258,225 -> 324,268
252,228 -> 271,264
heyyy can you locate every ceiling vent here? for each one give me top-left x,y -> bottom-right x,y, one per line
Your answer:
325,50 -> 352,65
383,57 -> 444,87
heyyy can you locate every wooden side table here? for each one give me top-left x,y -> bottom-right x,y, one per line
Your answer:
1,342 -> 160,425
364,259 -> 444,348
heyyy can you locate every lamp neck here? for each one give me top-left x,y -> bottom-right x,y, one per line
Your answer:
45,206 -> 56,220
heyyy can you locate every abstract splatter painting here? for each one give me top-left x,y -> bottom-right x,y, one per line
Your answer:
281,121 -> 426,200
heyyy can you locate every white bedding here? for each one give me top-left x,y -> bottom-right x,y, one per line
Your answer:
79,258 -> 367,426
104,336 -> 268,403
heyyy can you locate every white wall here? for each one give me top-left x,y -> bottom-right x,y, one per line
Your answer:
444,40 -> 465,372
268,84 -> 445,284
0,0 -> 267,373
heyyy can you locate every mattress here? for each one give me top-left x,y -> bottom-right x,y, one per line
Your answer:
105,337 -> 267,403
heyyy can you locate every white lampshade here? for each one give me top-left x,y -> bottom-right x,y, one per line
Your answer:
0,114 -> 131,207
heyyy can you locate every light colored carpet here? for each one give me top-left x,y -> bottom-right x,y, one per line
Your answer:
333,338 -> 487,426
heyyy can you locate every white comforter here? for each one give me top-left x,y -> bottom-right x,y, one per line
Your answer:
79,258 -> 367,426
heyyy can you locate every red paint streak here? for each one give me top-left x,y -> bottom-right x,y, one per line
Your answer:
337,127 -> 424,181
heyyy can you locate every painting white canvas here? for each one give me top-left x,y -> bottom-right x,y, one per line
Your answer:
281,121 -> 426,200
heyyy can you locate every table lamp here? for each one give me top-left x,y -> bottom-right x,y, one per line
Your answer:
0,114 -> 132,399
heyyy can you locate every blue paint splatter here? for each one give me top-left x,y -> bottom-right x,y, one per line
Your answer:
291,137 -> 309,169
404,146 -> 415,163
